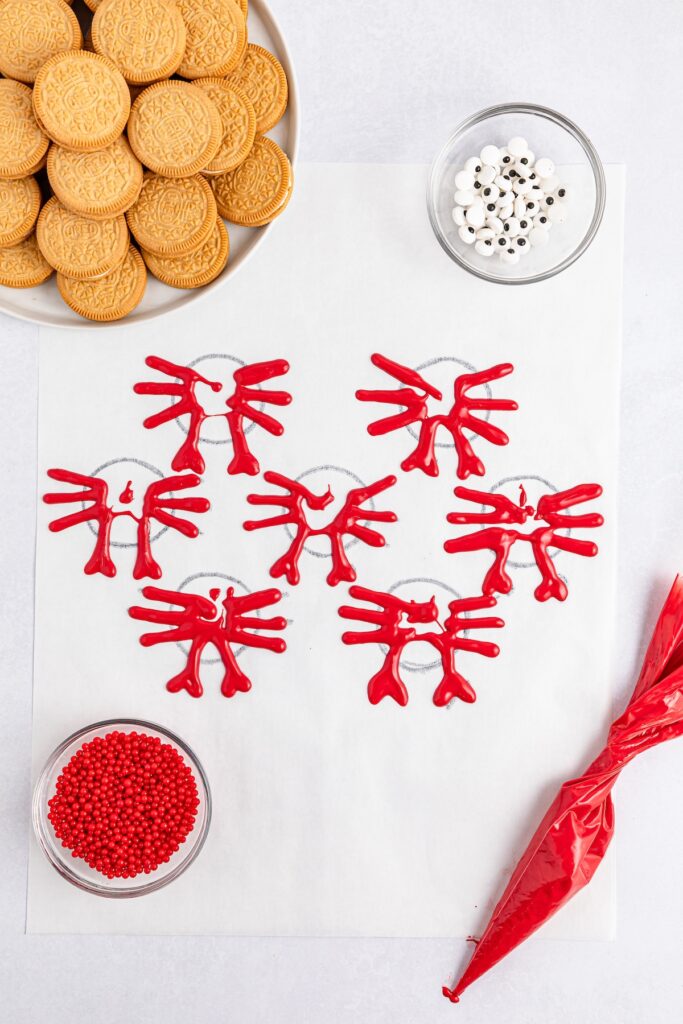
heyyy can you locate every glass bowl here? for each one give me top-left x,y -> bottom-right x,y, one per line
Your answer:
427,102 -> 606,284
32,719 -> 211,898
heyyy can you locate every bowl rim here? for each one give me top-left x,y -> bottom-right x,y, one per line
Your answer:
427,101 -> 606,285
32,717 -> 212,898
0,0 -> 301,329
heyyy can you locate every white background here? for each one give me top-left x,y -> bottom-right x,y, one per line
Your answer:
1,1 -> 682,1021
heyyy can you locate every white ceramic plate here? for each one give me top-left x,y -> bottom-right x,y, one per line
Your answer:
0,0 -> 300,329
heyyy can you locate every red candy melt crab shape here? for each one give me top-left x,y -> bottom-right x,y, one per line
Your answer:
43,468 -> 209,580
134,355 -> 292,476
243,471 -> 398,587
356,353 -> 518,480
444,482 -> 603,602
129,584 -> 287,698
338,585 -> 504,706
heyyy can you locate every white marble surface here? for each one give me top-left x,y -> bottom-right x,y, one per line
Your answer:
1,1 -> 682,1020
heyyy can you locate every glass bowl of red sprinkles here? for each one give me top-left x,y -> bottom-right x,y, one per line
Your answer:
32,719 -> 211,898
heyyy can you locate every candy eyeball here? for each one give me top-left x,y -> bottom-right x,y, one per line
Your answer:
458,224 -> 477,244
452,206 -> 466,226
525,199 -> 539,216
517,218 -> 531,236
478,165 -> 496,186
474,238 -> 494,256
535,157 -> 555,178
480,144 -> 501,167
533,213 -> 549,228
454,189 -> 475,207
454,169 -> 474,191
466,204 -> 486,227
507,136 -> 528,157
464,156 -> 483,174
500,247 -> 520,264
486,215 -> 503,233
556,186 -> 569,201
514,236 -> 528,250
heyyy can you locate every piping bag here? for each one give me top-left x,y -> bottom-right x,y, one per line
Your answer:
443,575 -> 683,1003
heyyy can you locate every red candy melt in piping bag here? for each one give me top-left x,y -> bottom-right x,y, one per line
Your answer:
443,574 -> 683,1003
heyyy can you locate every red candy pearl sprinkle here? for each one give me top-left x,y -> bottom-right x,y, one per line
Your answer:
47,730 -> 199,880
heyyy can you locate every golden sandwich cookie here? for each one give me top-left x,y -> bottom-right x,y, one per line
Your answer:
194,78 -> 255,174
246,168 -> 293,227
225,44 -> 288,134
57,243 -> 147,321
0,176 -> 42,247
0,0 -> 83,84
175,0 -> 247,79
92,0 -> 186,85
37,196 -> 129,278
0,79 -> 49,178
141,215 -> 228,288
33,50 -> 130,151
0,232 -> 53,288
211,135 -> 291,226
128,80 -> 221,177
47,136 -> 144,219
126,172 -> 217,256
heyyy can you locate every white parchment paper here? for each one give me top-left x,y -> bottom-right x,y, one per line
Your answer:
28,163 -> 623,936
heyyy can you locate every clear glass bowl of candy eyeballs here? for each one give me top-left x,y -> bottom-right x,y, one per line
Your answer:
32,719 -> 211,898
427,102 -> 606,284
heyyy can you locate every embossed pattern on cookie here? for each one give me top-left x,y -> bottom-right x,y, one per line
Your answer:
57,243 -> 147,321
37,197 -> 129,278
176,0 -> 247,79
211,135 -> 291,226
225,43 -> 288,134
194,78 -> 255,174
33,49 -> 130,151
0,176 -> 42,247
127,173 -> 217,256
141,216 -> 229,288
0,79 -> 49,178
0,0 -> 83,84
128,80 -> 222,177
92,0 -> 186,85
47,136 -> 144,219
0,232 -> 54,288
